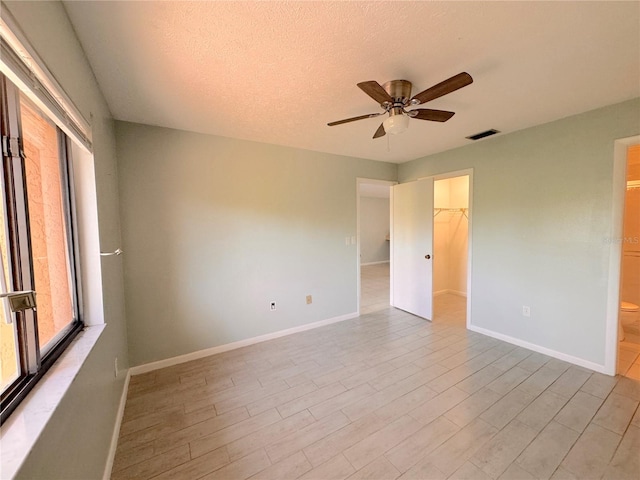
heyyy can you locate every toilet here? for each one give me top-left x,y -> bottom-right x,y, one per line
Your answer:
619,301 -> 640,341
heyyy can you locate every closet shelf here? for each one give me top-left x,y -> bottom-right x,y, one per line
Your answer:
434,207 -> 468,219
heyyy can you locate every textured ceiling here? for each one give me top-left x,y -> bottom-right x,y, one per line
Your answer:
63,1 -> 640,163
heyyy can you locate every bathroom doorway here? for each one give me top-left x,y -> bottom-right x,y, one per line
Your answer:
617,144 -> 640,379
432,174 -> 470,327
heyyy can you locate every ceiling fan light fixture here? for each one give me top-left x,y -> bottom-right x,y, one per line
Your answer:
328,73 -> 473,140
383,114 -> 409,135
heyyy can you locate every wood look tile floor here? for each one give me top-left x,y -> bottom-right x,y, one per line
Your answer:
113,272 -> 640,479
360,263 -> 390,315
359,263 -> 467,327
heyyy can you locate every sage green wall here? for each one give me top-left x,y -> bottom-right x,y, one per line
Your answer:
115,122 -> 397,366
399,98 -> 640,367
5,1 -> 129,478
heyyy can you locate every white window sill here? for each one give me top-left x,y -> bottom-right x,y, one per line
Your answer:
0,324 -> 106,479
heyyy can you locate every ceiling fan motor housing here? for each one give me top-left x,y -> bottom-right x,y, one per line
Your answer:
382,80 -> 412,106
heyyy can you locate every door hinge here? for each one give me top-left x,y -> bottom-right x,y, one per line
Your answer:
1,135 -> 24,158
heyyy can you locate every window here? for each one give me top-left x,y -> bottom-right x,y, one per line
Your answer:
1,74 -> 83,423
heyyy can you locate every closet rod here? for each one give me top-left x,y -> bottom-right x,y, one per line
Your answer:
434,208 -> 468,219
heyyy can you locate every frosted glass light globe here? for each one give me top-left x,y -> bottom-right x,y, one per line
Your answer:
383,114 -> 409,135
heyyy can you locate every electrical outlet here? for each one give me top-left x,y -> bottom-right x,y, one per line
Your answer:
306,295 -> 312,304
270,301 -> 276,311
114,357 -> 118,378
522,306 -> 531,317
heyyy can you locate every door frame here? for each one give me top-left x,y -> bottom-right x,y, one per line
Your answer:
605,135 -> 640,375
356,178 -> 397,315
420,168 -> 474,329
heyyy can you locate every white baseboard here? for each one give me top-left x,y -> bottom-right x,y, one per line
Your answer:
103,371 -> 131,480
468,324 -> 608,375
107,312 -> 358,473
361,260 -> 390,266
129,311 -> 359,376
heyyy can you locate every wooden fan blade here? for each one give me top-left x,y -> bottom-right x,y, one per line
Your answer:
327,112 -> 382,126
411,72 -> 473,105
357,81 -> 393,105
410,109 -> 455,122
373,123 -> 386,139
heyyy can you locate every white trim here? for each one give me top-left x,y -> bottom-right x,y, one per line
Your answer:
389,185 -> 395,309
356,178 -> 396,316
129,312 -> 358,376
466,170 -> 474,332
361,260 -> 390,266
0,325 -> 106,479
605,135 -> 640,376
421,169 -> 474,183
468,324 -> 607,374
102,371 -> 130,480
0,7 -> 92,151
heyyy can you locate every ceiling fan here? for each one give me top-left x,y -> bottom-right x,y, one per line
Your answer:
327,72 -> 473,139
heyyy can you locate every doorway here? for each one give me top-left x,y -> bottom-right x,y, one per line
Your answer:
357,179 -> 395,315
433,175 -> 470,327
388,170 -> 472,324
606,135 -> 640,376
617,143 -> 640,379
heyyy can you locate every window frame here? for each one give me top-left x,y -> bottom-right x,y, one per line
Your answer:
0,74 -> 84,425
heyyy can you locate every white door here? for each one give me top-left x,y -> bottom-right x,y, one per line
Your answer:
391,178 -> 434,319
